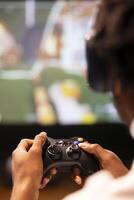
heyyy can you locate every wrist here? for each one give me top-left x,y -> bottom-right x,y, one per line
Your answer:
11,178 -> 39,200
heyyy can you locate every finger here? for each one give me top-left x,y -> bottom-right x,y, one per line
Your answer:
71,167 -> 83,186
31,132 -> 47,150
40,168 -> 57,189
17,139 -> 33,152
73,175 -> 83,186
79,142 -> 106,161
40,177 -> 50,189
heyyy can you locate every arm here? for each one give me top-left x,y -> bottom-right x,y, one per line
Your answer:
10,132 -> 47,200
11,181 -> 39,200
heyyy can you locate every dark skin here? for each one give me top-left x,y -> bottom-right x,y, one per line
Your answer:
112,80 -> 134,126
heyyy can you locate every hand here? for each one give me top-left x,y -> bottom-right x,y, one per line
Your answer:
11,132 -> 47,200
72,142 -> 128,186
80,142 -> 128,177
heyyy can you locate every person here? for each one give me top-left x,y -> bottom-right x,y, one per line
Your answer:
10,0 -> 134,200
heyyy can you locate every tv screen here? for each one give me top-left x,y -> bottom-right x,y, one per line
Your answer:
0,1 -> 119,125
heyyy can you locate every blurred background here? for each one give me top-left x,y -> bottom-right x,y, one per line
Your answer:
0,0 -> 119,125
0,0 -> 133,199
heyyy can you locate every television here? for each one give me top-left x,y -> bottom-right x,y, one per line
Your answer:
0,0 -> 119,125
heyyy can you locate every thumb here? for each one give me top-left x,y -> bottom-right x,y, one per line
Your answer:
79,142 -> 106,162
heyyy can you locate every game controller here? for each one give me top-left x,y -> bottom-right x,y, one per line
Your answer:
42,137 -> 100,177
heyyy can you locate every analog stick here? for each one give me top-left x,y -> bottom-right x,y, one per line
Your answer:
47,145 -> 62,160
67,144 -> 81,160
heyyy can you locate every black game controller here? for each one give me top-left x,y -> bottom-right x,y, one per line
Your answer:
42,137 -> 100,177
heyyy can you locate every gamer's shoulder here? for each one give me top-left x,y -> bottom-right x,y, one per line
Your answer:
63,167 -> 134,200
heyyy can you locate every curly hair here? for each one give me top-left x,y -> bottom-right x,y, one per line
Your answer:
90,0 -> 134,87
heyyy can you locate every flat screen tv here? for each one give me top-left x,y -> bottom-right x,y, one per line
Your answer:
0,1 -> 119,125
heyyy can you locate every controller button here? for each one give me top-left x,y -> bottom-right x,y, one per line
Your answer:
78,137 -> 84,142
47,145 -> 62,160
73,141 -> 79,145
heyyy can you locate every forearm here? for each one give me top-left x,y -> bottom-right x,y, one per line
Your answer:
10,181 -> 39,200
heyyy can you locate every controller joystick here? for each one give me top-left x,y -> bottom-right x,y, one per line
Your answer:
67,144 -> 81,160
47,145 -> 62,160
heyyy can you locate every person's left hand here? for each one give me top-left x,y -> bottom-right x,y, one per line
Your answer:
12,132 -> 47,190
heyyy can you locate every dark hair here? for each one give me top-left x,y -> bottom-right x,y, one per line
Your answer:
90,0 -> 134,87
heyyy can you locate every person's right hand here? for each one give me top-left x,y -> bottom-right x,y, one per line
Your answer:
72,142 -> 128,186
